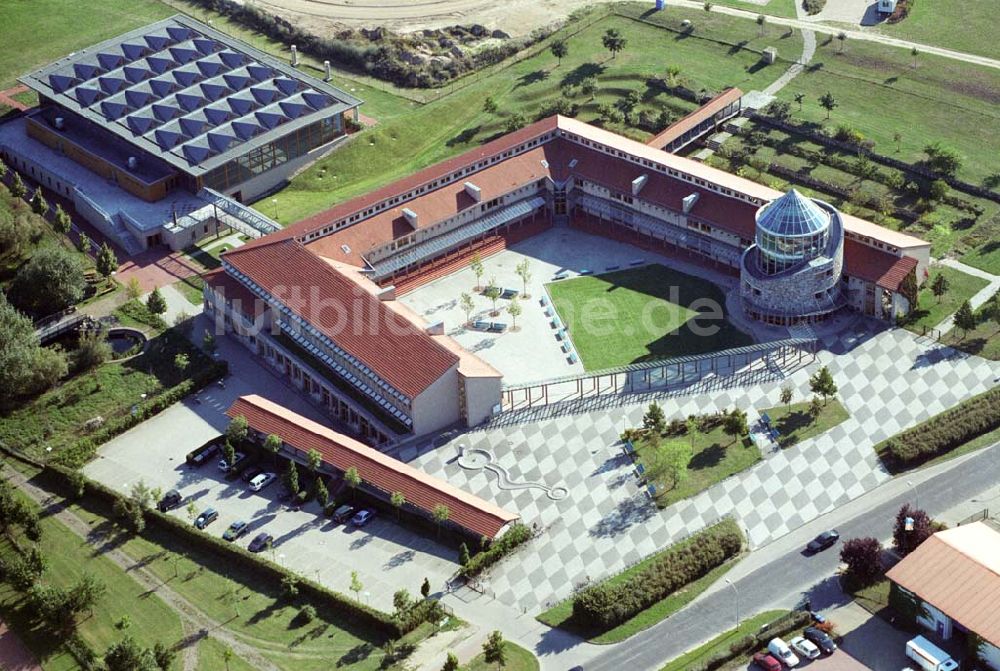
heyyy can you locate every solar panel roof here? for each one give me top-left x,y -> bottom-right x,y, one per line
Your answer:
20,15 -> 362,177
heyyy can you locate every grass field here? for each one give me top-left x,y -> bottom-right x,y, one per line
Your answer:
873,0 -> 1000,61
465,641 -> 540,671
760,399 -> 849,449
904,266 -> 990,333
942,319 -> 1000,361
659,609 -> 787,671
709,0 -> 799,18
546,264 -> 753,370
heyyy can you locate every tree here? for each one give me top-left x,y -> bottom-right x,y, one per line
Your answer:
307,448 -> 323,475
580,76 -> 598,99
432,503 -> 450,539
504,112 -> 527,134
602,28 -> 626,59
224,416 -> 247,446
618,90 -> 642,116
779,384 -> 793,409
393,588 -> 413,616
818,92 -> 837,120
928,179 -> 949,202
68,469 -> 87,499
0,159 -> 6,179
839,537 -> 883,586
836,31 -> 847,53
929,272 -> 950,302
68,573 -> 106,618
506,296 -> 522,330
923,142 -> 962,177
597,102 -> 624,126
0,478 -> 41,540
484,278 -> 501,316
281,575 -> 300,600
893,131 -> 903,153
264,433 -> 282,467
953,300 -> 976,338
53,204 -> 72,235
794,93 -> 805,111
685,417 -> 698,450
104,636 -> 159,671
421,577 -> 432,599
442,651 -> 460,671
29,188 -> 49,216
391,491 -> 406,520
344,466 -> 361,500
314,477 -> 329,507
809,395 -> 824,418
75,326 -> 113,370
642,402 -> 667,435
9,246 -> 86,314
550,39 -> 568,65
10,172 -> 26,199
892,504 -> 935,556
284,460 -> 300,496
704,1 -> 713,10
222,647 -> 234,671
515,258 -> 532,297
911,46 -> 919,68
152,641 -> 176,671
174,352 -> 190,373
96,242 -> 118,279
146,287 -> 167,315
483,630 -> 507,671
647,436 -> 692,491
723,408 -> 748,445
350,570 -> 363,601
483,96 -> 498,115
460,292 -> 475,325
756,14 -> 766,35
123,277 -> 142,301
222,440 -> 237,472
77,231 -> 92,254
809,366 -> 837,405
469,253 -> 485,290
458,542 -> 471,566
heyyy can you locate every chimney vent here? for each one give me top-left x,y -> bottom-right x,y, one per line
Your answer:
682,193 -> 700,213
464,181 -> 482,202
401,207 -> 418,228
631,174 -> 648,195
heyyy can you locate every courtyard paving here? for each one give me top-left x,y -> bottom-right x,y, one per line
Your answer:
402,323 -> 1000,613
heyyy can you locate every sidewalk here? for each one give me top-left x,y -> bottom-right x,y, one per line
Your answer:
934,259 -> 1000,335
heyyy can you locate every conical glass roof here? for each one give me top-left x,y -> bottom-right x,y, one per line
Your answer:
756,189 -> 830,237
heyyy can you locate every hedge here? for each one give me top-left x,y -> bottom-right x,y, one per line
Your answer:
571,518 -> 743,629
53,359 -> 229,468
461,523 -> 533,578
878,386 -> 1000,471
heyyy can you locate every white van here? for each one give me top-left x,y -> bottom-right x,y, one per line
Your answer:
768,638 -> 800,668
906,636 -> 959,671
249,472 -> 275,492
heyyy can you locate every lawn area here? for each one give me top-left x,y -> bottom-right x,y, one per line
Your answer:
0,328 -> 211,461
903,266 -> 990,334
760,399 -> 849,448
172,274 -> 206,307
260,5 -> 802,224
197,636 -> 257,671
465,641 -> 539,671
873,0 -> 1000,60
942,318 -> 1000,361
635,418 -> 762,508
847,577 -> 890,618
777,32 -> 1000,187
709,0 -> 799,18
546,264 -> 754,370
659,609 -> 787,671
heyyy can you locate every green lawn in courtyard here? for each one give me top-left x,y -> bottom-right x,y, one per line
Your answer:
942,319 -> 1000,361
760,399 -> 849,448
659,610 -> 788,671
546,264 -> 753,370
873,0 -> 1000,61
635,419 -> 762,508
903,266 -> 990,334
465,641 -> 540,671
196,636 -> 257,671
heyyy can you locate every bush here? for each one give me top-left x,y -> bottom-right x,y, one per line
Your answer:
571,519 -> 743,629
802,0 -> 826,14
461,523 -> 533,578
881,387 -> 1000,470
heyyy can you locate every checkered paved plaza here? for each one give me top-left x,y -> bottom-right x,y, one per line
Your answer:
400,321 -> 1000,613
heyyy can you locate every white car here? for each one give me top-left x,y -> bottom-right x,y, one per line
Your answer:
249,472 -> 276,492
790,636 -> 821,660
768,638 -> 800,668
218,451 -> 246,472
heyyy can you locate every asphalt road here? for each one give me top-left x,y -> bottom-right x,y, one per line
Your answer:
586,441 -> 1000,671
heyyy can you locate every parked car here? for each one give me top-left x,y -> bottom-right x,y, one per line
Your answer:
351,509 -> 375,527
790,636 -> 820,660
194,508 -> 219,529
767,638 -> 799,668
223,520 -> 249,542
331,504 -> 355,524
803,627 -> 837,655
248,532 -> 273,553
242,466 -> 264,483
753,652 -> 783,671
249,472 -> 276,492
806,530 -> 840,553
218,452 -> 247,472
186,442 -> 220,467
157,489 -> 182,512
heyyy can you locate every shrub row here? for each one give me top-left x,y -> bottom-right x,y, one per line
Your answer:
881,387 -> 1000,470
689,610 -> 813,671
53,359 -> 229,468
461,523 -> 533,578
571,518 -> 743,629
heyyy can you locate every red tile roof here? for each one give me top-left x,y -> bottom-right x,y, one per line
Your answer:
204,268 -> 267,319
646,88 -> 743,149
224,239 -> 458,398
228,395 -> 519,538
843,238 -> 918,291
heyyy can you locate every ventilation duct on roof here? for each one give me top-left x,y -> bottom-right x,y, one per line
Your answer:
324,60 -> 332,81
401,208 -> 418,228
464,181 -> 482,202
127,156 -> 138,170
631,174 -> 648,195
290,44 -> 299,68
377,286 -> 396,302
682,192 -> 700,213
54,117 -> 65,130
425,321 -> 445,336
568,158 -> 578,169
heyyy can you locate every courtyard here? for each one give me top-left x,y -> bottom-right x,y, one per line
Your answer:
399,226 -> 751,384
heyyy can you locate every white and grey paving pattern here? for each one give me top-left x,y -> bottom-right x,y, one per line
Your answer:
402,322 -> 1000,613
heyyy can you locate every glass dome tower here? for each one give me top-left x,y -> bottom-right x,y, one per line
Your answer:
754,189 -> 831,275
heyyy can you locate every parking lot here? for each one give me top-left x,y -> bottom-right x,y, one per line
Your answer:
83,319 -> 459,611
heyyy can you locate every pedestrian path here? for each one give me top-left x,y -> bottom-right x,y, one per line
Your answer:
934,259 -> 1000,334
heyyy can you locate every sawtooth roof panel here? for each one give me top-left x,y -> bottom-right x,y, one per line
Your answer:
19,14 -> 362,176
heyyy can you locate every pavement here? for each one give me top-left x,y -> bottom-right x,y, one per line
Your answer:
116,249 -> 204,294
934,259 -> 1000,335
0,619 -> 43,671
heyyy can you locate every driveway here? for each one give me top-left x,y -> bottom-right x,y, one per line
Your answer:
812,602 -> 913,671
0,619 -> 42,671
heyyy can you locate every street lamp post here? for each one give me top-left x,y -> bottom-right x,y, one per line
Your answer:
907,480 -> 918,511
725,578 -> 740,626
272,198 -> 278,220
